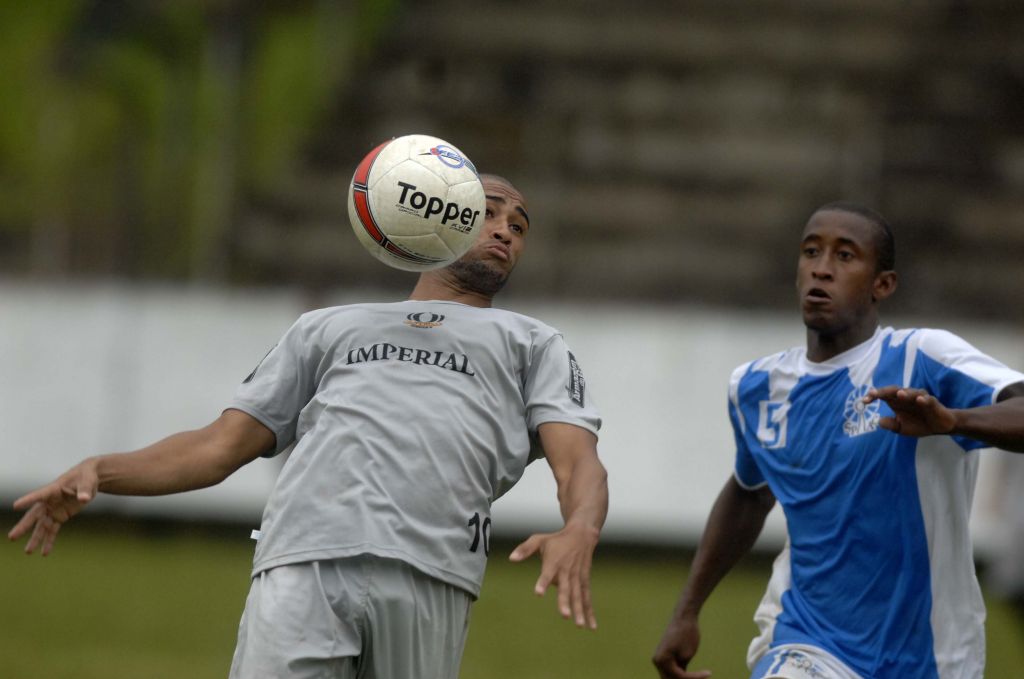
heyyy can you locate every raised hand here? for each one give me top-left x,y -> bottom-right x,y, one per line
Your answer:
864,386 -> 956,437
8,460 -> 99,556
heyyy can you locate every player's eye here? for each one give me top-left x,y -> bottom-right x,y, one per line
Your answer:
485,208 -> 494,218
802,246 -> 819,257
838,250 -> 854,261
510,223 -> 523,234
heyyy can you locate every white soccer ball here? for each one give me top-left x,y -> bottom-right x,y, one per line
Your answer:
347,134 -> 485,272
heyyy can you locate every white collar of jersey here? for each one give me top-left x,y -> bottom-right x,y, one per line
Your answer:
799,326 -> 885,375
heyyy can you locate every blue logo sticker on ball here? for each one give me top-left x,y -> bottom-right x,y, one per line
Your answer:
422,144 -> 466,169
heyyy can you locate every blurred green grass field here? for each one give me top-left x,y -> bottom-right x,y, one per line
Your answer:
2,520 -> 1021,678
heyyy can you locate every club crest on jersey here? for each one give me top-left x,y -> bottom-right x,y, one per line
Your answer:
405,312 -> 445,329
843,384 -> 880,437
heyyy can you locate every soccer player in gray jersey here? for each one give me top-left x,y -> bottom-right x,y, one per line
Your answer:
8,175 -> 609,679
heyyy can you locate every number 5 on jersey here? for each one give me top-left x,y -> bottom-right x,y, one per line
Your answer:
758,400 -> 790,449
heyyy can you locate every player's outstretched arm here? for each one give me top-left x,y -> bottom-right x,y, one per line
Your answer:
8,408 -> 274,556
652,476 -> 775,679
509,422 -> 607,630
864,381 -> 1024,452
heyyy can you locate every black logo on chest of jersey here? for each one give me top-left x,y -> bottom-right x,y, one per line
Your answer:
567,352 -> 586,407
346,342 -> 475,376
405,312 -> 445,329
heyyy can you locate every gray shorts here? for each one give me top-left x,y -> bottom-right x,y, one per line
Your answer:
229,555 -> 473,679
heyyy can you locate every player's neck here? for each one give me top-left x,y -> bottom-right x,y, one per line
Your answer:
409,272 -> 494,308
805,319 -> 878,363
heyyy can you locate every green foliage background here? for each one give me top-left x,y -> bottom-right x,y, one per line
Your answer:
0,1 -> 395,280
2,524 -> 1022,678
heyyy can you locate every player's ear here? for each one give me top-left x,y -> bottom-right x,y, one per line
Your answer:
871,270 -> 897,303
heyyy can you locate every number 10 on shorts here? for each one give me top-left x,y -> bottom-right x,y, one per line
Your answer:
468,512 -> 491,555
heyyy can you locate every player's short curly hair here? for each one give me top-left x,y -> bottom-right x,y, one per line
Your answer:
816,201 -> 896,273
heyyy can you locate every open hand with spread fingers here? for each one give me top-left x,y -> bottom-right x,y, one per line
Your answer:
509,521 -> 600,630
863,386 -> 957,438
7,459 -> 99,556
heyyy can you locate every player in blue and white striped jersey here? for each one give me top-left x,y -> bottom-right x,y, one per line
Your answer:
654,203 -> 1024,679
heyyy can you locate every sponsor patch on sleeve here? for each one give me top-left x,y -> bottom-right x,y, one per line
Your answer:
567,352 -> 586,407
243,345 -> 276,384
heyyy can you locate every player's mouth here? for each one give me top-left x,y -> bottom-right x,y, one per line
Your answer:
484,242 -> 511,262
804,287 -> 832,304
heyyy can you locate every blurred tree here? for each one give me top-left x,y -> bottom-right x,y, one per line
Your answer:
0,0 -> 397,281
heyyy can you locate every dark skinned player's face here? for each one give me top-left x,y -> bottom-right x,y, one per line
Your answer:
443,177 -> 530,297
797,209 -> 891,336
471,177 -> 529,273
451,178 -> 529,274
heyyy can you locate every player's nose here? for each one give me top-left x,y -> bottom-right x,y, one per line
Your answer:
489,219 -> 512,242
811,258 -> 835,279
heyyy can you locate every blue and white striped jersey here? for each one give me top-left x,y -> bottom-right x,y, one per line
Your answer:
730,327 -> 1024,678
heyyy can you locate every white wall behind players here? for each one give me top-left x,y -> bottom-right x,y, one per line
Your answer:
2,282 -> 1019,556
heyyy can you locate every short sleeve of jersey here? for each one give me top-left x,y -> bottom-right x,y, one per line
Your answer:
524,334 -> 601,441
729,363 -> 766,489
913,328 -> 1024,451
229,314 -> 321,456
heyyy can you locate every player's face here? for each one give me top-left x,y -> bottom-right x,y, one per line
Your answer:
444,177 -> 529,297
796,210 -> 894,335
474,177 -> 529,272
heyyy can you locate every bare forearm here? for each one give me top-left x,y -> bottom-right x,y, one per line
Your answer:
9,410 -> 272,557
952,397 -> 1024,453
91,410 -> 273,496
675,478 -> 774,617
556,454 -> 609,536
93,432 -> 235,495
537,423 -> 608,537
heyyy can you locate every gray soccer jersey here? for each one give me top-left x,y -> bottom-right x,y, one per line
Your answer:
230,300 -> 601,597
